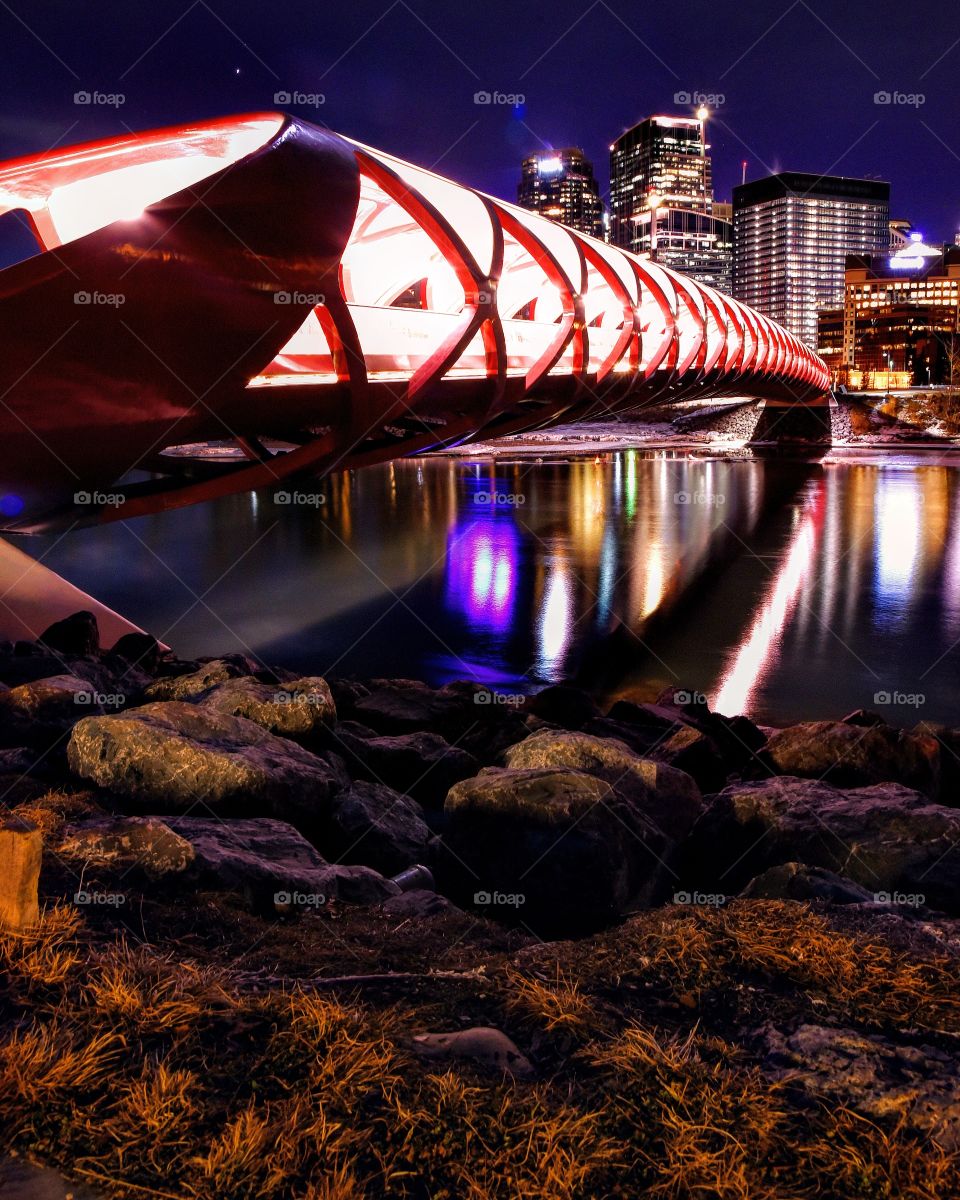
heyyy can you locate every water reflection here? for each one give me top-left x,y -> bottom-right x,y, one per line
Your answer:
24,451 -> 960,724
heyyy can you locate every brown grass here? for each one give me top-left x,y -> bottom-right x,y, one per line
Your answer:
0,898 -> 958,1198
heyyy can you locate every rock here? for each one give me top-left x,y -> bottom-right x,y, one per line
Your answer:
332,727 -> 479,807
66,702 -> 342,836
502,730 -> 702,842
527,684 -> 600,730
656,724 -> 728,792
325,781 -> 433,876
0,1157 -> 107,1200
763,720 -> 939,797
681,777 -> 960,913
351,678 -> 522,746
352,678 -> 450,735
442,766 -> 670,931
109,632 -> 162,673
588,709 -> 728,792
143,658 -> 254,702
200,675 -> 336,738
915,722 -> 960,805
411,1027 -> 534,1078
58,815 -> 196,877
163,816 -> 397,908
761,1023 -> 960,1148
38,610 -> 99,656
325,677 -> 370,718
0,815 -> 41,929
739,862 -> 873,904
382,889 -> 460,919
842,708 -> 888,728
0,674 -> 110,750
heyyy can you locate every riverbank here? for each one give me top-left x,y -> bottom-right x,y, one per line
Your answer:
1,611 -> 959,1197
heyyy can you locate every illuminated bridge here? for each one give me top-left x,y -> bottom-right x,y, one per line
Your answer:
0,113 -> 828,533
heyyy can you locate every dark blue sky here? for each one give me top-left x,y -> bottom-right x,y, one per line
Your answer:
3,1 -> 958,237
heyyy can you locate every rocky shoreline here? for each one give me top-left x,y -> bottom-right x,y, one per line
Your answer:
1,610 -> 959,1197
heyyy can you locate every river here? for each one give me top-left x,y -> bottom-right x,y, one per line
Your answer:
24,448 -> 960,726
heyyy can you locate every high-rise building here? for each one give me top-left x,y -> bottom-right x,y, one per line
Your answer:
608,114 -> 730,287
817,239 -> 960,389
732,172 -> 890,349
516,148 -> 604,239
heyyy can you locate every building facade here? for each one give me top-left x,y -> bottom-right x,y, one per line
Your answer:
516,148 -> 604,239
732,173 -> 890,349
608,114 -> 731,287
818,239 -> 960,389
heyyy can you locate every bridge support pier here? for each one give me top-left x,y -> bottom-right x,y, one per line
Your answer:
748,396 -> 835,447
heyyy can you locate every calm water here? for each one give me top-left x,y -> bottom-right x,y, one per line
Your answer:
25,450 -> 960,725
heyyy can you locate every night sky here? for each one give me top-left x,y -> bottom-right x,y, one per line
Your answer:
2,0 -> 959,238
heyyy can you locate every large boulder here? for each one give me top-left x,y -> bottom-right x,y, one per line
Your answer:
66,702 -> 342,836
332,727 -> 479,807
200,675 -> 336,739
143,657 -> 257,702
0,674 -> 113,749
58,814 -> 397,910
681,777 -> 960,913
325,781 -> 433,875
38,610 -> 100,657
502,730 -> 702,842
763,720 -> 939,797
761,1024 -> 960,1148
526,684 -> 600,730
441,766 -> 671,932
739,862 -> 873,904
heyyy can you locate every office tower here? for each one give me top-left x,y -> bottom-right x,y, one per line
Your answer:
517,148 -> 604,239
733,172 -> 890,348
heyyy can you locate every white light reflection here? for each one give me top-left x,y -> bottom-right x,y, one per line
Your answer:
536,559 -> 572,678
712,483 -> 824,716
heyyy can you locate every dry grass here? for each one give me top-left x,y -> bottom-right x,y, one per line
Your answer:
0,898 -> 958,1198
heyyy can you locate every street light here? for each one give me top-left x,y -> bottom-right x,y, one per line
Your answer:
647,192 -> 662,262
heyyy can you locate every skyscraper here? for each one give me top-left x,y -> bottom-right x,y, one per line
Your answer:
732,172 -> 890,349
516,148 -> 604,239
608,114 -> 730,288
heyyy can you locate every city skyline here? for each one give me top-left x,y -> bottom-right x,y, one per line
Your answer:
0,0 -> 956,242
